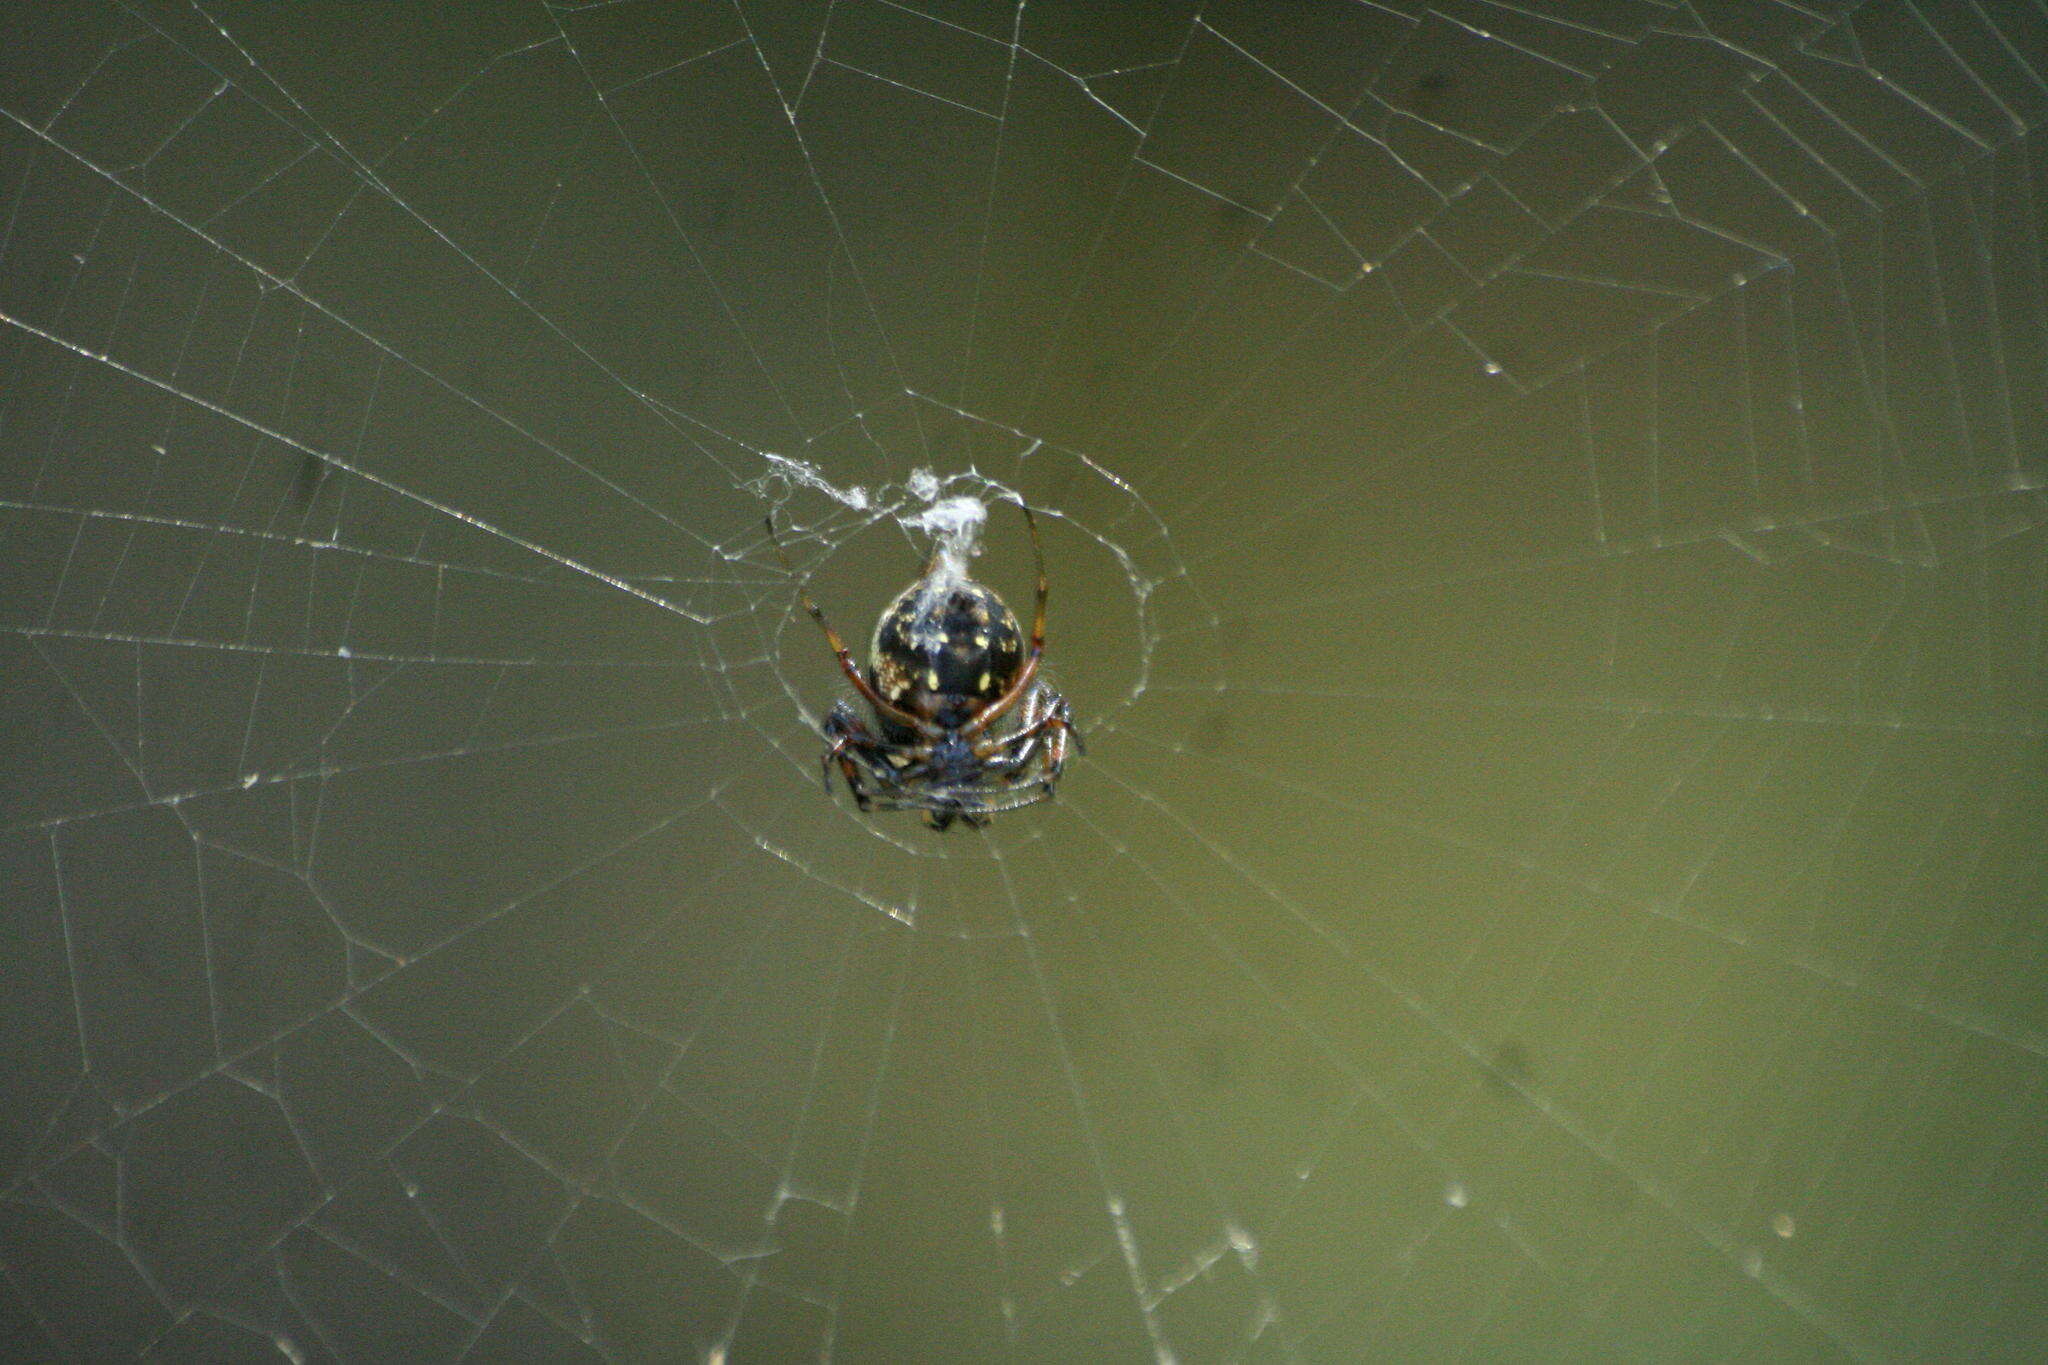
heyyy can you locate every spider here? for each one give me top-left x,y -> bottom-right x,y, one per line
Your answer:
768,502 -> 1081,832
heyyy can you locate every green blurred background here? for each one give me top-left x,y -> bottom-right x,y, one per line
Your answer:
3,1 -> 2045,1360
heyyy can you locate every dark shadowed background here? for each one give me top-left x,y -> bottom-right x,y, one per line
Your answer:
3,1 -> 2046,1360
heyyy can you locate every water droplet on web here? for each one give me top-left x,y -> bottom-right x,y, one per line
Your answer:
1445,1181 -> 1469,1208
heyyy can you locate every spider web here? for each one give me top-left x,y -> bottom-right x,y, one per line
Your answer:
3,0 -> 2046,1359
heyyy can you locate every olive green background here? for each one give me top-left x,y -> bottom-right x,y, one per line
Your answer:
3,1 -> 2045,1361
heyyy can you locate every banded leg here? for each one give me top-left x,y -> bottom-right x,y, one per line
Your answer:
983,686 -> 1080,791
767,514 -> 931,735
820,701 -> 875,810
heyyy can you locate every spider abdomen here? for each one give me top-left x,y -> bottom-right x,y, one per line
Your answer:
868,579 -> 1024,727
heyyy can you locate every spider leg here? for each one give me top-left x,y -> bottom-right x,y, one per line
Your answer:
820,701 -> 877,811
819,716 -> 848,792
1038,715 -> 1074,792
992,733 -> 1042,774
979,686 -> 1079,792
822,738 -> 871,809
975,683 -> 1048,766
1018,696 -> 1078,794
767,514 -> 933,735
920,798 -> 987,833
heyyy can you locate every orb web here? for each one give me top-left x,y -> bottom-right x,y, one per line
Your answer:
1,1 -> 2045,1361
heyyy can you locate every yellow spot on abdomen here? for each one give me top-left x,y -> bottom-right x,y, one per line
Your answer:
926,668 -> 940,690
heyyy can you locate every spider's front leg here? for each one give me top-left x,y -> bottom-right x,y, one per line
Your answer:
1038,703 -> 1079,789
820,700 -> 877,811
983,684 -> 1080,793
1033,694 -> 1080,793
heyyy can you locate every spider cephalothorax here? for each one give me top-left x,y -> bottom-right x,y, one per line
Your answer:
769,502 -> 1081,831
